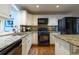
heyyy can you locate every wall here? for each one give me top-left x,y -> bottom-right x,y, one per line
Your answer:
0,5 -> 20,35
4,5 -> 20,32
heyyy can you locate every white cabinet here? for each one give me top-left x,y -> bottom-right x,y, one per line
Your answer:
50,34 -> 55,44
48,18 -> 58,26
19,10 -> 27,25
22,33 -> 32,55
22,36 -> 27,55
19,10 -> 33,25
55,38 -> 71,55
27,14 -> 32,25
26,34 -> 32,54
0,4 -> 11,19
50,32 -> 60,44
32,32 -> 38,44
32,16 -> 38,26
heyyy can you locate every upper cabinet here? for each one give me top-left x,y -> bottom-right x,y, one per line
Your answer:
27,13 -> 32,25
32,15 -> 38,26
48,18 -> 58,26
19,10 -> 33,25
19,10 -> 28,25
0,4 -> 11,19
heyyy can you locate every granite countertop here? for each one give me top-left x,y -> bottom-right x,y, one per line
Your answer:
0,32 -> 32,51
53,34 -> 79,47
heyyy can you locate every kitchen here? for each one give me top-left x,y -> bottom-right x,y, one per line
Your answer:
0,4 -> 79,55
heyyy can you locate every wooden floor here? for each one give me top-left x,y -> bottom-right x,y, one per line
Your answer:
28,45 -> 55,55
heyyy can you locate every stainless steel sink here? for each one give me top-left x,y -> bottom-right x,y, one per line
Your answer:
12,33 -> 26,36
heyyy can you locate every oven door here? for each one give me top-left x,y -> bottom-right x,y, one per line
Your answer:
38,31 -> 50,46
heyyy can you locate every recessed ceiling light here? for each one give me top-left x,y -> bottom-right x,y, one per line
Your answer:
36,5 -> 39,8
56,5 -> 59,8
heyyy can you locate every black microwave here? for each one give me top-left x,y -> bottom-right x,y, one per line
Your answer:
38,18 -> 48,24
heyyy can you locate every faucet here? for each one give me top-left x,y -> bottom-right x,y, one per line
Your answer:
12,25 -> 18,33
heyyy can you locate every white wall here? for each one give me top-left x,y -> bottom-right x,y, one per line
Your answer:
32,15 -> 73,26
0,5 -> 20,34
0,19 -> 4,32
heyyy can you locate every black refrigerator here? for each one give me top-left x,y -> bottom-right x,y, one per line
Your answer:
58,17 -> 79,34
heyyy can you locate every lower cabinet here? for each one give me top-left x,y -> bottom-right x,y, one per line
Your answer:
32,32 -> 38,44
50,33 -> 60,44
55,38 -> 71,55
22,33 -> 32,55
50,34 -> 55,44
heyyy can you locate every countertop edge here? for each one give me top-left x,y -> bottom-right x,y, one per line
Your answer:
52,34 -> 79,47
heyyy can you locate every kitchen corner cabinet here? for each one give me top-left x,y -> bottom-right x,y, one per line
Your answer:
0,4 -> 11,19
22,33 -> 32,55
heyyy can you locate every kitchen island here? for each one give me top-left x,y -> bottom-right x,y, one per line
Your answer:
52,34 -> 79,55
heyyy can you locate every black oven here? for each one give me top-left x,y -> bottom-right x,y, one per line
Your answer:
38,18 -> 48,24
38,28 -> 50,46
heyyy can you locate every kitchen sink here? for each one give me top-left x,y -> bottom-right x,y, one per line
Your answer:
12,33 -> 26,36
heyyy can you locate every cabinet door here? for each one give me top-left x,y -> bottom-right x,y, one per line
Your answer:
55,38 -> 71,55
27,14 -> 32,25
32,32 -> 38,44
22,34 -> 32,55
26,34 -> 32,53
58,19 -> 63,32
19,10 -> 27,25
50,34 -> 55,44
32,16 -> 38,25
22,37 -> 28,55
48,18 -> 58,25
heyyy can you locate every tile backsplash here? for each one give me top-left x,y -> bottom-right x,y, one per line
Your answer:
20,25 -> 58,32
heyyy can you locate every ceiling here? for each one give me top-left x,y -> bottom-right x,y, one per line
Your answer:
16,4 -> 79,15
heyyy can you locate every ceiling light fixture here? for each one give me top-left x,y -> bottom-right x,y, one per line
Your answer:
56,5 -> 60,8
36,5 -> 39,8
